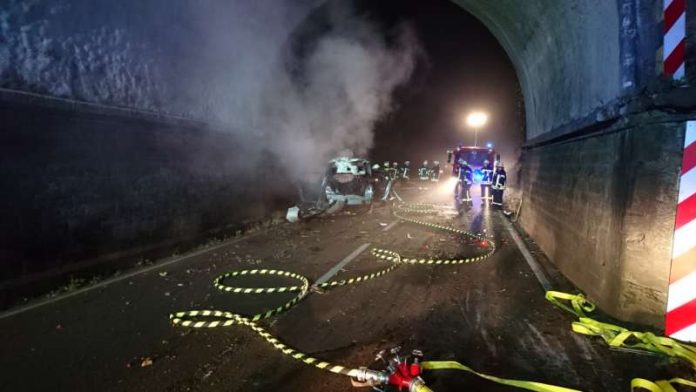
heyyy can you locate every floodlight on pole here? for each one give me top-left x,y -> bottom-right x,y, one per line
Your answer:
464,111 -> 488,147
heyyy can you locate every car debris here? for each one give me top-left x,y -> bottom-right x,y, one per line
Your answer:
286,155 -> 398,222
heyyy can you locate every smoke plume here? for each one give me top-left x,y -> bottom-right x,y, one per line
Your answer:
187,1 -> 422,178
0,0 -> 421,179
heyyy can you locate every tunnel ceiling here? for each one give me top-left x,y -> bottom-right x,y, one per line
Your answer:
451,0 -> 623,140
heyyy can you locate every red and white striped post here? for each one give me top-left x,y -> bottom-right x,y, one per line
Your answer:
663,0 -> 686,79
666,121 -> 696,342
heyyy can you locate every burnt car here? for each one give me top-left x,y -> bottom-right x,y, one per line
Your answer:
321,157 -> 375,210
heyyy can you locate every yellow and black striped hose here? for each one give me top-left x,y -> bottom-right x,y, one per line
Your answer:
169,203 -> 696,392
169,203 -> 495,384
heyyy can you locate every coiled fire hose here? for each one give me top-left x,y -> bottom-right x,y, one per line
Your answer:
168,203 -> 695,391
169,202 -> 502,391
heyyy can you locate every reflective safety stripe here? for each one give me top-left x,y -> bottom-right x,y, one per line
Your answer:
666,270 -> 696,312
668,120 -> 696,342
663,0 -> 686,78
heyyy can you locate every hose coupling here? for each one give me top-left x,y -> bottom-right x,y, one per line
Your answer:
352,367 -> 389,386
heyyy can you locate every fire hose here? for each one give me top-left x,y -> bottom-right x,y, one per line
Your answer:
169,203 -> 696,391
170,202 -> 503,391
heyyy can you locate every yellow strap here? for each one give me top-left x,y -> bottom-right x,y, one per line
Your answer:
546,292 -> 696,369
544,291 -> 595,318
631,377 -> 696,392
545,291 -> 696,390
421,361 -> 581,392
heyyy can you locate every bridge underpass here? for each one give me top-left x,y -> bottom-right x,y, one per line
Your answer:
1,0 -> 695,391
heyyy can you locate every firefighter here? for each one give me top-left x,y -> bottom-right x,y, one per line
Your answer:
383,161 -> 394,180
456,159 -> 473,208
491,162 -> 506,209
419,160 -> 430,181
480,159 -> 494,206
371,163 -> 389,200
401,161 -> 411,180
430,161 -> 441,182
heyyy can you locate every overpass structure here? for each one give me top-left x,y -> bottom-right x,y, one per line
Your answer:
452,0 -> 696,337
0,0 -> 694,339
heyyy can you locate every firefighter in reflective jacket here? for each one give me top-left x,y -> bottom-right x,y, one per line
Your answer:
383,161 -> 397,180
480,159 -> 494,205
430,161 -> 441,182
491,162 -> 507,209
419,160 -> 430,181
401,161 -> 411,180
456,159 -> 473,208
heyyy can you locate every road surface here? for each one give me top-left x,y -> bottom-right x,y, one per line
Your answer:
0,183 -> 674,391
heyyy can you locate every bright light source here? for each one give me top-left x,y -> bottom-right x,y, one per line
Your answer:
466,112 -> 488,128
486,142 -> 493,149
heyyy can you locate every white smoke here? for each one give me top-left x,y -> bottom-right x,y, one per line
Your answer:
190,1 -> 422,178
262,16 -> 420,176
0,0 -> 422,179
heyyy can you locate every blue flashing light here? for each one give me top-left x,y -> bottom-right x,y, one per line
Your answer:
486,142 -> 494,149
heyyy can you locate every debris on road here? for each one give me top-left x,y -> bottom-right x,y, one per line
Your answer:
140,357 -> 153,367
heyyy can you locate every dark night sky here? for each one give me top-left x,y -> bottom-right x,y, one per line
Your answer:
355,0 -> 524,166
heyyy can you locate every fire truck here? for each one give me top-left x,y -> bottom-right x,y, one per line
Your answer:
446,145 -> 499,181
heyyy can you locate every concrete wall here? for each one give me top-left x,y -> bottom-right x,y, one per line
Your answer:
449,0 -> 696,326
451,0 -> 661,139
519,114 -> 684,325
0,91 -> 292,300
0,0 -> 313,121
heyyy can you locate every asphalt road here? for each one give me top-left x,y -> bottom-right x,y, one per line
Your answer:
0,183 -> 677,391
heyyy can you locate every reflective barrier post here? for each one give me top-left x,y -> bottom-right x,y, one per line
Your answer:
663,0 -> 686,79
667,121 -> 696,342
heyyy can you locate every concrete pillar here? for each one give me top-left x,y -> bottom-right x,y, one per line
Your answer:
519,113 -> 685,326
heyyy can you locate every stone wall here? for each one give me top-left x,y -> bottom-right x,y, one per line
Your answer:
519,114 -> 684,326
0,92 -> 293,297
451,0 -> 662,139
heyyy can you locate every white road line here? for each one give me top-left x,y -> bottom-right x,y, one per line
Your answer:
382,220 -> 399,232
0,231 -> 263,320
501,217 -> 552,292
313,243 -> 371,286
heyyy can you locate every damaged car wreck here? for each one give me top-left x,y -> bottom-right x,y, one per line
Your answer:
286,156 -> 397,222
